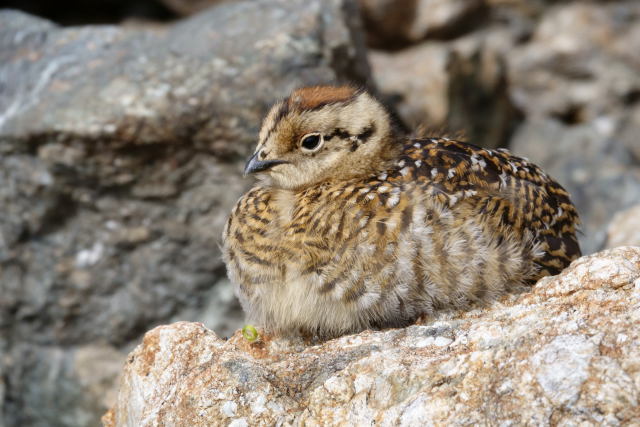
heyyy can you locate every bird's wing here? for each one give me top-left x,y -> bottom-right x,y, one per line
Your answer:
407,138 -> 581,276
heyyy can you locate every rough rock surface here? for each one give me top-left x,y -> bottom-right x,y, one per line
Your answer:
0,1 -> 371,426
106,247 -> 640,426
507,1 -> 640,122
606,205 -> 640,249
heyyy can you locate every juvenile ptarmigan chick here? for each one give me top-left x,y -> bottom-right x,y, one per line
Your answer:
222,86 -> 581,338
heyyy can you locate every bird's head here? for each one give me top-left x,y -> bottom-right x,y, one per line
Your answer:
244,86 -> 398,190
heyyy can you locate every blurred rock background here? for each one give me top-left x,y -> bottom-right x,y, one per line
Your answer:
0,0 -> 638,426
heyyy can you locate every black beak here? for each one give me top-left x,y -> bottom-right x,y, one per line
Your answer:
243,151 -> 288,176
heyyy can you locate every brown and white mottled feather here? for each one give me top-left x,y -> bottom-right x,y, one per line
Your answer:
222,86 -> 581,338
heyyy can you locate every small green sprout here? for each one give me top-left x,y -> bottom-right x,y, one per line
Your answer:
242,324 -> 259,342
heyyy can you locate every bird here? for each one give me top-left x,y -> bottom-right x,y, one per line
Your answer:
222,85 -> 581,339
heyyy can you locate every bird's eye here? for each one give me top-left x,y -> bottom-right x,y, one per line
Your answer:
300,133 -> 323,153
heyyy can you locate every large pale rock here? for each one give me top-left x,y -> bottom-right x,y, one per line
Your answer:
370,44 -> 451,127
106,247 -> 640,426
0,2 -> 370,425
606,205 -> 640,249
620,105 -> 640,164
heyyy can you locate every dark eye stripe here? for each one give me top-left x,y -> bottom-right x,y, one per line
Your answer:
326,128 -> 351,140
357,123 -> 376,144
325,122 -> 376,144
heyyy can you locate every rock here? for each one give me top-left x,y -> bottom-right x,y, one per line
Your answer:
370,35 -> 520,148
106,247 -> 640,426
370,44 -> 451,128
446,38 -> 521,149
483,0 -> 555,43
159,0 -> 233,16
619,105 -> 640,164
510,114 -> 640,254
359,0 -> 486,49
606,205 -> 640,249
3,343 -> 126,427
507,1 -> 640,123
0,356 -> 5,427
0,2 -> 371,426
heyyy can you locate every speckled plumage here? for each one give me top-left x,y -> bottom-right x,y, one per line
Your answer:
222,86 -> 581,338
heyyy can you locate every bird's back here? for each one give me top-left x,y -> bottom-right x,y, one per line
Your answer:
399,138 -> 581,277
223,137 -> 581,337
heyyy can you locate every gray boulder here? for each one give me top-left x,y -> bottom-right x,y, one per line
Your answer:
507,1 -> 640,123
0,1 -> 371,425
605,204 -> 640,249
